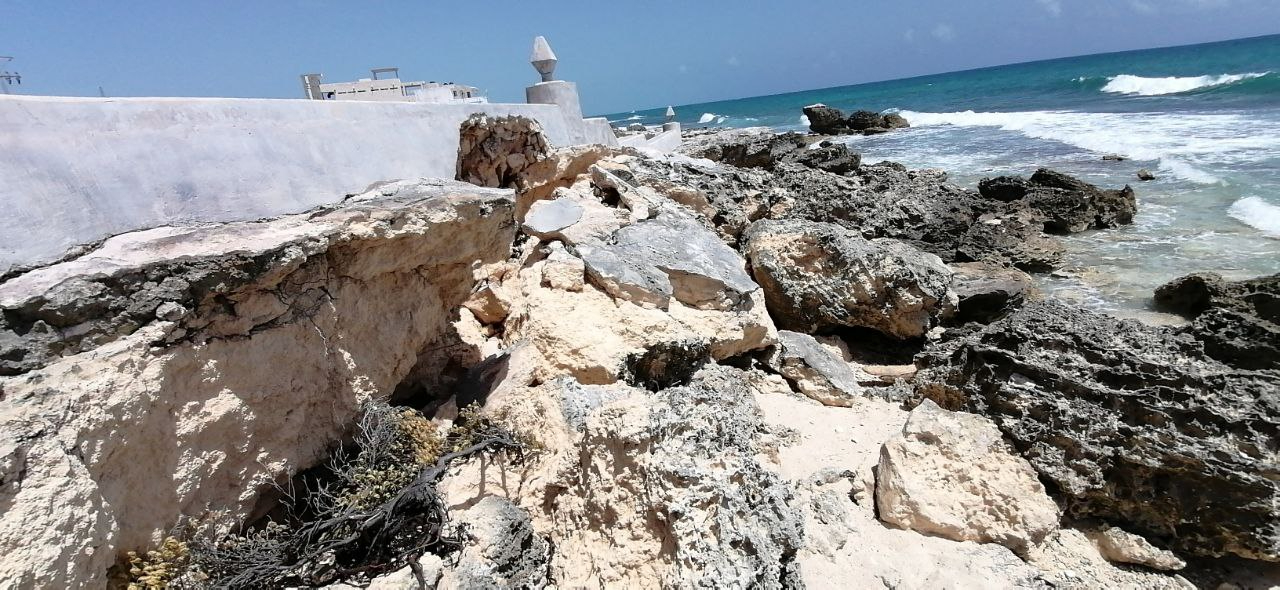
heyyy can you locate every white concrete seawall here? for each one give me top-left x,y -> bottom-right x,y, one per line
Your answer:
0,95 -> 612,275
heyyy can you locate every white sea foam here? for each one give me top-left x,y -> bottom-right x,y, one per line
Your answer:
698,112 -> 717,124
899,109 -> 1280,184
1100,72 -> 1269,96
800,114 -> 811,126
1228,196 -> 1280,237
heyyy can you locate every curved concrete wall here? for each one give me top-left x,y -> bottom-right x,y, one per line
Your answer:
0,95 -> 604,275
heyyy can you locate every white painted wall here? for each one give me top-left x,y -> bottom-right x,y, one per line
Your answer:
0,95 -> 609,274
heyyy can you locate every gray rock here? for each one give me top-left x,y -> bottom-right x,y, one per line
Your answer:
947,262 -> 1032,324
522,197 -> 584,238
1137,168 -> 1156,181
743,219 -> 955,339
1023,169 -> 1137,232
914,300 -> 1280,562
1154,271 -> 1280,371
767,330 -> 865,406
957,209 -> 1065,272
647,365 -> 806,588
443,496 -> 552,589
576,212 -> 759,311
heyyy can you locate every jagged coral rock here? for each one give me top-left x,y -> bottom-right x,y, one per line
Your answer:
915,300 -> 1280,562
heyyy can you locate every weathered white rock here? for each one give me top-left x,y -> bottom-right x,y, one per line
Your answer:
0,179 -> 515,588
876,400 -> 1060,554
539,242 -> 585,292
1087,526 -> 1187,571
522,197 -> 584,238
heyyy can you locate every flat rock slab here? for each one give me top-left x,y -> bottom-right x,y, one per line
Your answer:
522,197 -> 584,237
577,213 -> 758,311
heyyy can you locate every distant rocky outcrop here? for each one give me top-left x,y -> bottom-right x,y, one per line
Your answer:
978,168 -> 1137,233
803,104 -> 910,135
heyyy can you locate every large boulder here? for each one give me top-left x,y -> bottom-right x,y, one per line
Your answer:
1154,271 -> 1280,370
915,300 -> 1280,562
743,219 -> 956,339
876,400 -> 1060,554
575,212 -> 760,311
802,104 -> 849,135
686,131 -> 861,176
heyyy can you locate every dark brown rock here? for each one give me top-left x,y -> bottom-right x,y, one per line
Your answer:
915,300 -> 1280,562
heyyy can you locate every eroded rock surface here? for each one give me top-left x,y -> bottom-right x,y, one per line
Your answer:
744,219 -> 956,339
1154,271 -> 1280,370
915,300 -> 1280,562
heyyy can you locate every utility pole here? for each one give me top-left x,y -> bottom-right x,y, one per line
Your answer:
0,56 -> 21,94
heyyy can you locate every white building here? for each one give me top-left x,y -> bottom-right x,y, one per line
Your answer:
300,68 -> 484,104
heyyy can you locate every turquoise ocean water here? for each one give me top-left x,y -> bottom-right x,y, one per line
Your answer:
607,34 -> 1280,314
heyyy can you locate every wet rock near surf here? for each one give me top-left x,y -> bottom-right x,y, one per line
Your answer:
914,300 -> 1280,562
1155,271 -> 1280,370
978,168 -> 1137,233
803,104 -> 910,135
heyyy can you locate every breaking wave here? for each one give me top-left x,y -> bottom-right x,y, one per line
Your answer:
1228,196 -> 1280,237
1100,72 -> 1270,96
898,109 -> 1280,184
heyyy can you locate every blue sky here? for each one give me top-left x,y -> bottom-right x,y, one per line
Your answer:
1,0 -> 1276,114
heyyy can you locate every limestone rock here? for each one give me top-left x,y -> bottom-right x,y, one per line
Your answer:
456,114 -> 551,189
767,330 -> 866,406
980,169 -> 1136,233
744,219 -> 956,339
521,196 -> 583,238
915,300 -> 1280,562
576,212 -> 759,311
1087,526 -> 1187,571
498,250 -> 774,385
802,104 -> 909,136
876,400 -> 1060,554
947,262 -> 1033,324
539,243 -> 584,292
0,179 -> 516,587
958,208 -> 1066,272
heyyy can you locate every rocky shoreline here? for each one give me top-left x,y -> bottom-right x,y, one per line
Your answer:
1,117 -> 1276,588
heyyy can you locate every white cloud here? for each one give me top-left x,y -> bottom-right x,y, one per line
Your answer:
903,28 -> 917,43
727,55 -> 740,67
1130,0 -> 1157,13
931,23 -> 956,42
1036,0 -> 1063,16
